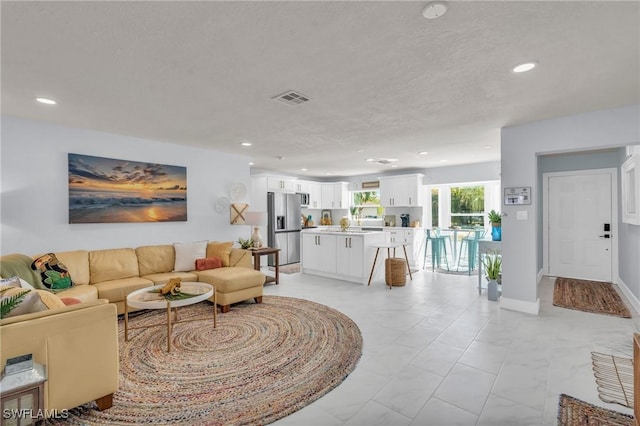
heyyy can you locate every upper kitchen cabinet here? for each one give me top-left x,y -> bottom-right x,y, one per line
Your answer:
294,180 -> 309,194
379,174 -> 424,207
321,182 -> 349,209
266,175 -> 296,193
307,182 -> 322,209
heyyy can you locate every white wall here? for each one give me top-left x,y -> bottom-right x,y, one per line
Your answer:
1,116 -> 253,254
500,104 -> 640,314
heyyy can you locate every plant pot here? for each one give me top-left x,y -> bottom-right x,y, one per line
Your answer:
487,279 -> 499,301
491,225 -> 501,241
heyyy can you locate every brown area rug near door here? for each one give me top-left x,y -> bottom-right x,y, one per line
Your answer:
557,394 -> 634,425
553,277 -> 632,318
45,296 -> 362,425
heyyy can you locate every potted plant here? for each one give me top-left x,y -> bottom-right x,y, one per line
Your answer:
487,209 -> 502,241
482,252 -> 501,301
237,237 -> 254,250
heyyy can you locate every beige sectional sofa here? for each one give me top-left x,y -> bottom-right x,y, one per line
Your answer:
1,242 -> 266,314
0,242 -> 265,418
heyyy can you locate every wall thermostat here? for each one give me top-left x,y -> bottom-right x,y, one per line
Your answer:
504,187 -> 531,205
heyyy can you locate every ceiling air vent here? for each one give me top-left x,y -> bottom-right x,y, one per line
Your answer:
272,90 -> 310,106
366,158 -> 398,165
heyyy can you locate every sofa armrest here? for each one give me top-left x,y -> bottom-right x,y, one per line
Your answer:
229,248 -> 252,268
1,299 -> 119,411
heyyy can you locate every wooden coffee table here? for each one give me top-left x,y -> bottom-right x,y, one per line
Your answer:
124,282 -> 216,352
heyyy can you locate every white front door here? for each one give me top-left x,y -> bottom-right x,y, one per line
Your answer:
547,170 -> 614,282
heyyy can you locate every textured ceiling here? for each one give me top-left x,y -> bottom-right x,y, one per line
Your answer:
2,1 -> 639,178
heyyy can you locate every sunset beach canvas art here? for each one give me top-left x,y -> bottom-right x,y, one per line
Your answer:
68,154 -> 187,223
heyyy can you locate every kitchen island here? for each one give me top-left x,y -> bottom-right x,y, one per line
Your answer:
301,228 -> 386,284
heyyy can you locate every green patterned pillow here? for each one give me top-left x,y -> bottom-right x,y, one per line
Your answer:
31,253 -> 74,292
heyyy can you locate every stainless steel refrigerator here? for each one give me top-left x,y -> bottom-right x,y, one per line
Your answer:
267,192 -> 302,266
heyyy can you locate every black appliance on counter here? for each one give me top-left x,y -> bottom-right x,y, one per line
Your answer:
267,192 -> 302,266
400,214 -> 410,227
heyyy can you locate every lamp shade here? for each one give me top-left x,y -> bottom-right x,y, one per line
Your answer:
244,211 -> 267,226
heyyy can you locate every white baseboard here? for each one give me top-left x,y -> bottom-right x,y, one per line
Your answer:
537,268 -> 544,286
500,296 -> 540,315
616,276 -> 640,316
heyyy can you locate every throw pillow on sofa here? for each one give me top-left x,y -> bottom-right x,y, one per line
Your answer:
31,253 -> 74,292
195,257 -> 223,271
173,241 -> 208,272
0,285 -> 66,318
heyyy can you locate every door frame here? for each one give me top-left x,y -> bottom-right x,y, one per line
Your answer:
542,168 -> 618,281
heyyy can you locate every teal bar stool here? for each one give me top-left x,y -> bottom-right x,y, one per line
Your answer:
456,228 -> 486,274
423,229 -> 449,271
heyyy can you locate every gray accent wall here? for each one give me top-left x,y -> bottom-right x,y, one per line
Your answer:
500,104 -> 640,309
618,148 -> 640,300
537,150 -> 622,272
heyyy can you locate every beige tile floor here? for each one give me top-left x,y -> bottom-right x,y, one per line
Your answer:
262,267 -> 638,426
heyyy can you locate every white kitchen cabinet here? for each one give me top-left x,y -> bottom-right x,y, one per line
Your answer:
294,180 -> 309,193
301,233 -> 336,273
379,174 -> 423,207
321,182 -> 349,209
384,227 -> 425,269
266,176 -> 296,193
302,230 -> 385,284
307,182 -> 322,209
336,235 -> 364,279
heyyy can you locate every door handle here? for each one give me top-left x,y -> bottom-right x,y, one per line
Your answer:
599,234 -> 611,239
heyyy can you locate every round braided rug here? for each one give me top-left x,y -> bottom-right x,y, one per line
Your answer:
50,296 -> 362,425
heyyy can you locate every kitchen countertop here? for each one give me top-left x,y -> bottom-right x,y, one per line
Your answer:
301,228 -> 385,236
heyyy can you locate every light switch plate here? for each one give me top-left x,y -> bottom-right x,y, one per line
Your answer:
517,211 -> 528,220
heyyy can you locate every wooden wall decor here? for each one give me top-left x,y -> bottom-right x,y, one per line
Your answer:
230,203 -> 248,224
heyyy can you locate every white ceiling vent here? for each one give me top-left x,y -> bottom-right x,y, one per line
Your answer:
273,90 -> 310,106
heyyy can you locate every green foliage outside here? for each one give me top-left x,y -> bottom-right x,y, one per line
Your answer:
451,186 -> 484,213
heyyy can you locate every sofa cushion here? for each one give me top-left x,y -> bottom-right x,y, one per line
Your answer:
89,248 -> 139,284
55,251 -> 90,285
206,242 -> 233,267
174,241 -> 207,272
195,257 -> 222,271
92,277 -> 154,303
229,248 -> 251,268
55,284 -> 99,303
31,253 -> 74,292
195,267 -> 265,293
136,245 -> 175,276
141,271 -> 198,285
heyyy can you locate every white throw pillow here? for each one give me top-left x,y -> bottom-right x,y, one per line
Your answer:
173,241 -> 208,272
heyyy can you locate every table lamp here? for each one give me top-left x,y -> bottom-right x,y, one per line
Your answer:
244,211 -> 267,248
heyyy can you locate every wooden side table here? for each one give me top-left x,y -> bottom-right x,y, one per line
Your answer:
250,247 -> 280,285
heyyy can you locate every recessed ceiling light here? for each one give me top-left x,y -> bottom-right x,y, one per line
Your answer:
301,168 -> 307,171
513,62 -> 537,73
241,142 -> 252,147
422,1 -> 448,19
366,158 -> 375,162
419,151 -> 429,155
356,149 -> 364,153
36,97 -> 56,105
391,165 -> 398,168
483,145 -> 492,149
249,162 -> 254,166
440,159 -> 448,163
326,173 -> 332,176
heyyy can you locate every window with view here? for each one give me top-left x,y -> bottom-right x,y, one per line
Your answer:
450,186 -> 485,227
351,191 -> 382,218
